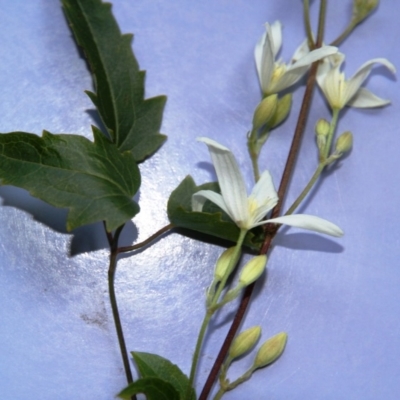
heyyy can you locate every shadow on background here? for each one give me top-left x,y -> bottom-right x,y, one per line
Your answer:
0,185 -> 139,256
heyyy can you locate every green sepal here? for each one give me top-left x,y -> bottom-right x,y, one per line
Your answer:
117,377 -> 180,400
0,128 -> 140,232
167,176 -> 264,251
131,351 -> 196,400
61,0 -> 167,161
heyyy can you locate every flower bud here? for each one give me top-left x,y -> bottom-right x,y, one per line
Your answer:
335,131 -> 353,154
252,95 -> 278,131
238,255 -> 267,287
229,326 -> 262,360
315,119 -> 330,154
253,332 -> 288,369
315,118 -> 330,137
268,93 -> 292,129
353,0 -> 379,23
214,247 -> 236,281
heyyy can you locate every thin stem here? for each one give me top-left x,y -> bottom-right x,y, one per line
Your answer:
330,20 -> 357,47
108,225 -> 136,400
249,147 -> 261,182
187,229 -> 247,400
187,312 -> 213,399
199,1 -> 328,397
322,107 -> 340,161
303,0 -> 314,48
285,107 -> 340,215
117,223 -> 174,254
285,163 -> 325,216
212,388 -> 225,400
270,61 -> 321,222
316,0 -> 327,49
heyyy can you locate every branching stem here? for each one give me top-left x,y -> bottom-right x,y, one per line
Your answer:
117,223 -> 174,254
186,229 -> 247,400
198,1 -> 327,398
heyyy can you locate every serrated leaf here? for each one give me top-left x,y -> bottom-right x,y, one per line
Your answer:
0,128 -> 140,232
167,175 -> 264,250
132,352 -> 196,400
117,377 -> 180,400
62,0 -> 167,161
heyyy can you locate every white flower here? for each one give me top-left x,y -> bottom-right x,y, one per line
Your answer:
317,52 -> 396,110
255,21 -> 338,95
192,137 -> 343,237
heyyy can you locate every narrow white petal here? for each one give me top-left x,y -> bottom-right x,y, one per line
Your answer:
197,137 -> 249,225
250,170 -> 278,207
291,38 -> 310,63
259,26 -> 275,93
346,58 -> 396,104
319,66 -> 345,109
330,52 -> 346,68
249,199 -> 279,228
197,137 -> 230,151
352,58 -> 396,81
347,87 -> 391,108
192,190 -> 231,216
254,30 -> 266,82
264,214 -> 344,237
316,61 -> 329,88
272,46 -> 338,93
271,65 -> 309,93
269,21 -> 283,57
316,52 -> 344,86
288,46 -> 338,71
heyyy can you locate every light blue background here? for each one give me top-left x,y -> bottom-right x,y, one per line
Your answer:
0,1 -> 399,399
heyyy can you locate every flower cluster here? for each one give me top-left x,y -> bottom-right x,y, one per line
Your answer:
255,20 -> 395,110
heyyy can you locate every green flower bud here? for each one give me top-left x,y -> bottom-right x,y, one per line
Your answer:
315,119 -> 330,154
353,0 -> 379,23
253,332 -> 288,369
229,326 -> 262,360
252,95 -> 278,131
268,93 -> 292,129
315,118 -> 330,137
238,255 -> 267,287
335,131 -> 353,154
214,247 -> 236,281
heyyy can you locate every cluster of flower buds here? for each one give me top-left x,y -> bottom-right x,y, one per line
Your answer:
252,93 -> 292,132
219,327 -> 288,393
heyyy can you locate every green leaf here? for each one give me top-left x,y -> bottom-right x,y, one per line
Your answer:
0,128 -> 140,232
132,352 -> 196,400
117,377 -> 180,400
61,0 -> 167,161
167,176 -> 263,251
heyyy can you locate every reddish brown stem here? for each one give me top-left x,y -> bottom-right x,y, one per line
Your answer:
198,10 -> 326,398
